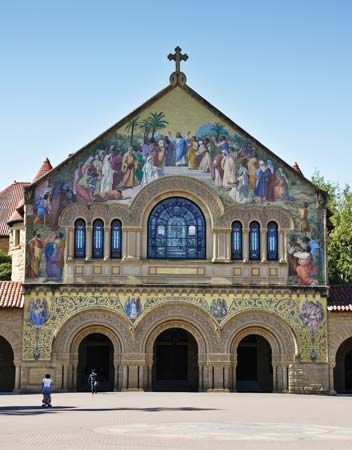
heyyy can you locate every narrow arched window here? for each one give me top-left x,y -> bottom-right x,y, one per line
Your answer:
74,219 -> 86,259
111,219 -> 122,258
267,221 -> 278,261
249,221 -> 260,261
92,219 -> 104,259
231,221 -> 242,260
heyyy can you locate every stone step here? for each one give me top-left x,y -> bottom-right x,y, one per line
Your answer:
163,166 -> 212,182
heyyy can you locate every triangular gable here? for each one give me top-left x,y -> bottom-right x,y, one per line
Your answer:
28,82 -> 319,194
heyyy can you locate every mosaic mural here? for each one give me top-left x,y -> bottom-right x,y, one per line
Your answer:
25,87 -> 325,285
22,289 -> 327,363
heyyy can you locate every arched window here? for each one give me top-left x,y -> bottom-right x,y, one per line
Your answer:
74,219 -> 86,259
267,221 -> 278,261
111,219 -> 122,259
148,197 -> 206,259
231,221 -> 242,260
92,219 -> 104,259
249,221 -> 260,261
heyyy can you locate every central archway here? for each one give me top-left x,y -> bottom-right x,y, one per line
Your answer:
152,328 -> 199,392
0,336 -> 15,392
236,334 -> 273,392
77,333 -> 114,392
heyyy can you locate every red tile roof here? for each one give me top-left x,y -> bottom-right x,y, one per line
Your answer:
328,285 -> 352,312
0,281 -> 23,308
0,182 -> 30,236
32,158 -> 53,183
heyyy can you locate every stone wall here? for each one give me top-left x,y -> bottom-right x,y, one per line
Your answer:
8,223 -> 25,282
288,362 -> 330,394
0,309 -> 23,391
0,236 -> 9,254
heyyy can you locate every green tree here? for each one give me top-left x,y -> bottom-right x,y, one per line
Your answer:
210,123 -> 229,143
125,116 -> 141,145
0,251 -> 11,281
149,112 -> 168,140
312,171 -> 352,284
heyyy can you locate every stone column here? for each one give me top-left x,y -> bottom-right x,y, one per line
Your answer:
14,363 -> 21,392
261,227 -> 267,262
123,228 -> 142,260
243,228 -> 249,261
272,364 -> 278,392
232,364 -> 237,392
279,230 -> 285,262
62,364 -> 69,391
122,366 -> 128,390
72,364 -> 78,391
85,226 -> 92,260
281,365 -> 289,392
138,366 -> 144,391
329,363 -> 336,395
212,230 -> 231,262
114,363 -> 119,391
104,227 -> 111,260
67,227 -> 74,260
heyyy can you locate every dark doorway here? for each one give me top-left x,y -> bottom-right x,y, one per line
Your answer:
0,336 -> 15,392
334,337 -> 352,394
77,333 -> 114,391
152,328 -> 199,392
236,334 -> 273,392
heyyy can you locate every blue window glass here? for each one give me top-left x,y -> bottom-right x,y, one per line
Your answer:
111,219 -> 122,259
92,219 -> 104,259
249,221 -> 260,261
74,219 -> 86,259
231,221 -> 242,260
267,221 -> 278,261
147,197 -> 206,259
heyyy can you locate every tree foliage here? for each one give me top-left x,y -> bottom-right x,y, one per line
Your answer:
0,251 -> 11,281
312,171 -> 352,284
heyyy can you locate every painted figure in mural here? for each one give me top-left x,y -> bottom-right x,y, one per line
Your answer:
44,232 -> 65,282
266,160 -> 276,202
197,139 -> 212,173
210,298 -> 228,321
299,300 -> 323,331
157,140 -> 166,167
28,298 -> 50,326
111,148 -> 123,189
49,182 -> 74,230
27,231 -> 45,278
247,150 -> 258,190
124,297 -> 142,321
121,147 -> 137,187
221,151 -> 237,190
298,202 -> 311,234
287,236 -> 302,277
168,131 -> 188,166
254,160 -> 270,203
33,192 -> 51,225
93,152 -> 103,194
134,147 -> 145,184
229,165 -> 250,203
164,135 -> 174,166
141,156 -> 159,186
293,245 -> 317,285
187,136 -> 199,170
100,146 -> 114,193
275,168 -> 289,200
214,136 -> 230,156
211,152 -> 224,187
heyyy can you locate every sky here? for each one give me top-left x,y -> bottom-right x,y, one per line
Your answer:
0,0 -> 351,190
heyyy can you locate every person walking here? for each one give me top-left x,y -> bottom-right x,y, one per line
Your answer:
41,374 -> 52,407
88,369 -> 98,394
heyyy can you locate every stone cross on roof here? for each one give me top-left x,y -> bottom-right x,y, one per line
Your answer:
168,46 -> 188,86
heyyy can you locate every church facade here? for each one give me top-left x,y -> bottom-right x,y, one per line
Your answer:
1,49 -> 350,394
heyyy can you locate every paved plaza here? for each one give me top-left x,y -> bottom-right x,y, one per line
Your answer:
0,392 -> 352,450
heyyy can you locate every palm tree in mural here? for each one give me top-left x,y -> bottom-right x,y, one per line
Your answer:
139,118 -> 153,143
149,112 -> 168,140
125,116 -> 141,145
210,122 -> 229,143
